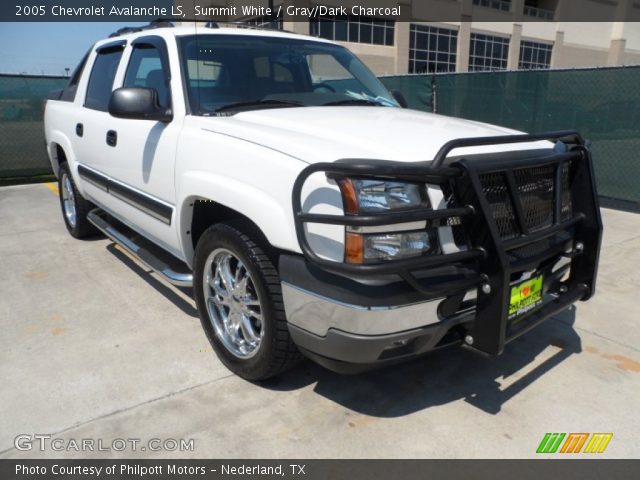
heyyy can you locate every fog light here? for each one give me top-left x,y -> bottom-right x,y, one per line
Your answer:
345,230 -> 437,264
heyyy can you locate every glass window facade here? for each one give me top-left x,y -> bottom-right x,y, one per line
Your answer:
519,40 -> 553,69
310,15 -> 395,46
469,32 -> 510,71
409,24 -> 458,74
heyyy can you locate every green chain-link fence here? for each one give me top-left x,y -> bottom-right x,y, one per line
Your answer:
0,74 -> 67,180
381,66 -> 640,210
1,68 -> 638,210
432,67 -> 640,210
379,74 -> 434,111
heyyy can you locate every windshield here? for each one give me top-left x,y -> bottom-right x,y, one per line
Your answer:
177,34 -> 399,115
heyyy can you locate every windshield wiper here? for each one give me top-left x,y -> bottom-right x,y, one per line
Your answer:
214,99 -> 305,114
322,99 -> 384,107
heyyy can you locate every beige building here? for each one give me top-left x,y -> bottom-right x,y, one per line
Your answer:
179,0 -> 640,75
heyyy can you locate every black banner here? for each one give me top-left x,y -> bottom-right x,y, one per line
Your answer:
1,0 -> 639,22
1,460 -> 639,480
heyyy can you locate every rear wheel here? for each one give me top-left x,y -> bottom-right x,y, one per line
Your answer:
58,162 -> 97,238
194,223 -> 301,380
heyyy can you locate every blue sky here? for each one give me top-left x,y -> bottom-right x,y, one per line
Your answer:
0,23 -> 146,76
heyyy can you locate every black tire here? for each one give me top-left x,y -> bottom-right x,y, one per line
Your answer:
194,223 -> 301,381
58,162 -> 97,238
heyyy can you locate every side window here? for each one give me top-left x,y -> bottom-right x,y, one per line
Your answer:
84,46 -> 124,111
61,49 -> 90,102
123,45 -> 170,109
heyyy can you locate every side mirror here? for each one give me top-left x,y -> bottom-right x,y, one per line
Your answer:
108,87 -> 172,122
391,90 -> 408,109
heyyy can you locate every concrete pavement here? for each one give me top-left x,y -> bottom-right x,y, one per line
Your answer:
1,183 -> 638,458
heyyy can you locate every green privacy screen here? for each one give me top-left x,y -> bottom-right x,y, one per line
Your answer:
0,68 -> 638,209
0,74 -> 67,179
379,74 -> 434,112
432,66 -> 640,208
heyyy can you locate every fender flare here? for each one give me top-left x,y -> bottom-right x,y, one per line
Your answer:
176,171 -> 301,267
47,130 -> 83,188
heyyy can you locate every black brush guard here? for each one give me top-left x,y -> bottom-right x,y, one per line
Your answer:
292,131 -> 603,356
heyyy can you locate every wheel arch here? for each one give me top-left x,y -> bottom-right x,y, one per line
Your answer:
47,131 -> 77,178
190,199 -> 274,254
176,174 -> 300,269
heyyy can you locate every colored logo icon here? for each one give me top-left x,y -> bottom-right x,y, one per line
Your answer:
536,433 -> 613,454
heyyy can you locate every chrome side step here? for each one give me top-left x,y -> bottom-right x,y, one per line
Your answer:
88,209 -> 193,287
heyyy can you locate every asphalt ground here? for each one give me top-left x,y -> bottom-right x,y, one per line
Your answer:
1,183 -> 638,458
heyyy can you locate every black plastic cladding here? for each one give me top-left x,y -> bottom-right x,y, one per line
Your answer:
291,130 -> 603,356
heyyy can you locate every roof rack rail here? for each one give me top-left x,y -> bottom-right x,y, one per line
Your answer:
205,21 -> 297,35
108,19 -> 302,38
146,19 -> 175,29
108,20 -> 175,38
108,27 -> 141,38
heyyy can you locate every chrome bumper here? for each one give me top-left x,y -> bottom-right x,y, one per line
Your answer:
281,282 -> 443,336
281,280 -> 475,373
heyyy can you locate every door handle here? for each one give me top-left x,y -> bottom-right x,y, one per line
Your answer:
106,130 -> 117,147
75,123 -> 83,137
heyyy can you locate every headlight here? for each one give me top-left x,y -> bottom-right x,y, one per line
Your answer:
339,179 -> 428,213
337,178 -> 438,264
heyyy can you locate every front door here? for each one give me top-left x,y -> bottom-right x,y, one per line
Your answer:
80,35 -> 183,257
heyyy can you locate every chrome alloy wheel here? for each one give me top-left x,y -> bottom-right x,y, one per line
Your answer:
203,248 -> 264,359
61,173 -> 77,228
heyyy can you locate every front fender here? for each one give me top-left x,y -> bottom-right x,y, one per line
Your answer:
176,171 -> 301,267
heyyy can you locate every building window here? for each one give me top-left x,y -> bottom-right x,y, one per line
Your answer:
472,0 -> 512,12
310,15 -> 395,46
469,33 -> 509,71
409,24 -> 457,74
519,40 -> 553,69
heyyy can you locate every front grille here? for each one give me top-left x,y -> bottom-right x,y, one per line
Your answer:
478,172 -> 519,240
479,161 -> 573,240
507,230 -> 572,263
513,165 -> 555,232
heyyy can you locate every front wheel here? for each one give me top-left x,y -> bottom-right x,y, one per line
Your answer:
193,223 -> 301,380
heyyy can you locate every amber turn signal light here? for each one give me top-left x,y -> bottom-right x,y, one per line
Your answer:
338,179 -> 359,215
345,232 -> 364,264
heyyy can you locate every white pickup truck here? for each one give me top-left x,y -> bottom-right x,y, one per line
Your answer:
44,22 -> 602,380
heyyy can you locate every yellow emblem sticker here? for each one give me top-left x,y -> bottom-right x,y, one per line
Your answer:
508,274 -> 544,320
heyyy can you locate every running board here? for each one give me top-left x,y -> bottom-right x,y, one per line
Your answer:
88,209 -> 193,287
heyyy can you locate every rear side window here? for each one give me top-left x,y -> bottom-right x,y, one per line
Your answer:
123,44 -> 171,109
60,50 -> 90,102
85,45 -> 124,111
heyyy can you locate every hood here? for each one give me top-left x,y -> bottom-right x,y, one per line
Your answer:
200,106 -> 552,164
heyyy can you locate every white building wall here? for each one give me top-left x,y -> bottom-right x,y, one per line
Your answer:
559,23 -> 614,50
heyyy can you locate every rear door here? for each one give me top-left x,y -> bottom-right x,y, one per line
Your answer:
74,40 -> 125,181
